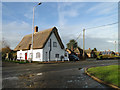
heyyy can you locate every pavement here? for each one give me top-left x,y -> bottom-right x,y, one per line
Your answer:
2,59 -> 118,88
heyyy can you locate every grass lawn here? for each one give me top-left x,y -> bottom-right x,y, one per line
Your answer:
87,65 -> 119,87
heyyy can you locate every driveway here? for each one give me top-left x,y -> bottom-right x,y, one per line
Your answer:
2,60 -> 118,88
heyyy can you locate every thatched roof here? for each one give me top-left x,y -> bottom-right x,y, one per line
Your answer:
14,27 -> 64,51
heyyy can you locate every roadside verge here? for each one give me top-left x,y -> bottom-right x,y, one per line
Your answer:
85,67 -> 120,89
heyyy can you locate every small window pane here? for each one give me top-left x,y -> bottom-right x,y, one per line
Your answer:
20,53 -> 22,57
53,42 -> 57,47
36,52 -> 40,58
55,54 -> 59,58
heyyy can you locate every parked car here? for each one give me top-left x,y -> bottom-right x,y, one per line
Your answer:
69,54 -> 80,61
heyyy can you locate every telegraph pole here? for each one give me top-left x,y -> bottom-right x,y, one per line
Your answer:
83,29 -> 85,59
115,41 -> 116,54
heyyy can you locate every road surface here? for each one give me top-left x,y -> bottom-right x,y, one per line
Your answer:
2,59 -> 118,88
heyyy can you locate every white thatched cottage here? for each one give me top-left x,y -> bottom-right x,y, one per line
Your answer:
14,26 -> 68,62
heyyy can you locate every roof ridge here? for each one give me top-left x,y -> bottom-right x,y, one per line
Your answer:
24,34 -> 32,37
37,27 -> 56,33
23,27 -> 56,37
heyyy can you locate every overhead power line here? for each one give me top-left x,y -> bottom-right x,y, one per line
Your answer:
86,22 -> 118,30
75,22 -> 118,42
75,33 -> 81,41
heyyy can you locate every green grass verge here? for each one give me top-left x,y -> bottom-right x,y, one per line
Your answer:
87,65 -> 119,87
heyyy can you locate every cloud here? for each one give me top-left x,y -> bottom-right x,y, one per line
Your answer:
86,2 -> 117,15
24,13 -> 33,19
2,21 -> 31,49
85,37 -> 117,51
86,24 -> 118,39
107,40 -> 117,44
60,30 -> 118,51
3,21 -> 31,33
56,2 -> 118,51
57,21 -> 118,51
57,2 -> 85,26
23,6 -> 33,19
2,0 -> 120,2
90,13 -> 118,25
58,20 -> 118,40
0,2 -> 2,50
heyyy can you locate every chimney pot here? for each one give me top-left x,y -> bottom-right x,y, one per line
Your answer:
34,26 -> 38,33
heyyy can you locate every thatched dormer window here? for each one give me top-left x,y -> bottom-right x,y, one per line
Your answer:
29,44 -> 32,50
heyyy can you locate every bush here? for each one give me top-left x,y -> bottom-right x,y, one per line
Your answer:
97,55 -> 103,60
2,53 -> 6,60
102,55 -> 110,58
19,61 -> 26,64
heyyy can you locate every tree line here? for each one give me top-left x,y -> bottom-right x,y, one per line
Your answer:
1,38 -> 17,61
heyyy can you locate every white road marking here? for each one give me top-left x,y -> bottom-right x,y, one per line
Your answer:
37,73 -> 42,76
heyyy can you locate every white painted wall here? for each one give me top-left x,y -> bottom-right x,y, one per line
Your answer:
17,50 -> 27,60
17,49 -> 43,62
32,49 -> 43,61
43,32 -> 65,61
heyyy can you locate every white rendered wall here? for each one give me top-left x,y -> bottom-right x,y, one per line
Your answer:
43,32 -> 65,61
17,50 -> 27,60
17,49 -> 43,62
32,49 -> 43,61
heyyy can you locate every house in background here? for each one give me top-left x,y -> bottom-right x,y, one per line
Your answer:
115,52 -> 120,56
66,47 -> 88,59
101,50 -> 113,55
73,47 -> 85,59
85,48 -> 96,58
85,48 -> 92,58
14,26 -> 68,62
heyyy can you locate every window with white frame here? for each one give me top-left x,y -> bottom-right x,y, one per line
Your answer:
20,53 -> 22,57
53,42 -> 57,47
36,52 -> 40,58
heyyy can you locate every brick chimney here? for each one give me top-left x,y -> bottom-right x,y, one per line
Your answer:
34,26 -> 38,33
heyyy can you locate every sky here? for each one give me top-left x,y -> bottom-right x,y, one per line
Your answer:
1,2 -> 119,52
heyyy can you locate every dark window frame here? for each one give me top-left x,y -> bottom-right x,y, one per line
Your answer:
53,42 -> 57,47
55,54 -> 59,58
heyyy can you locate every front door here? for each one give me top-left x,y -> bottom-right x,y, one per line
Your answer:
25,53 -> 27,60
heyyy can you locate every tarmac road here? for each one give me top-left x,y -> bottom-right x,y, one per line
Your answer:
2,59 -> 118,88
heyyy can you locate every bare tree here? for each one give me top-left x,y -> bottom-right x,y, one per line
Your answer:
2,37 -> 10,48
2,37 -> 11,60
